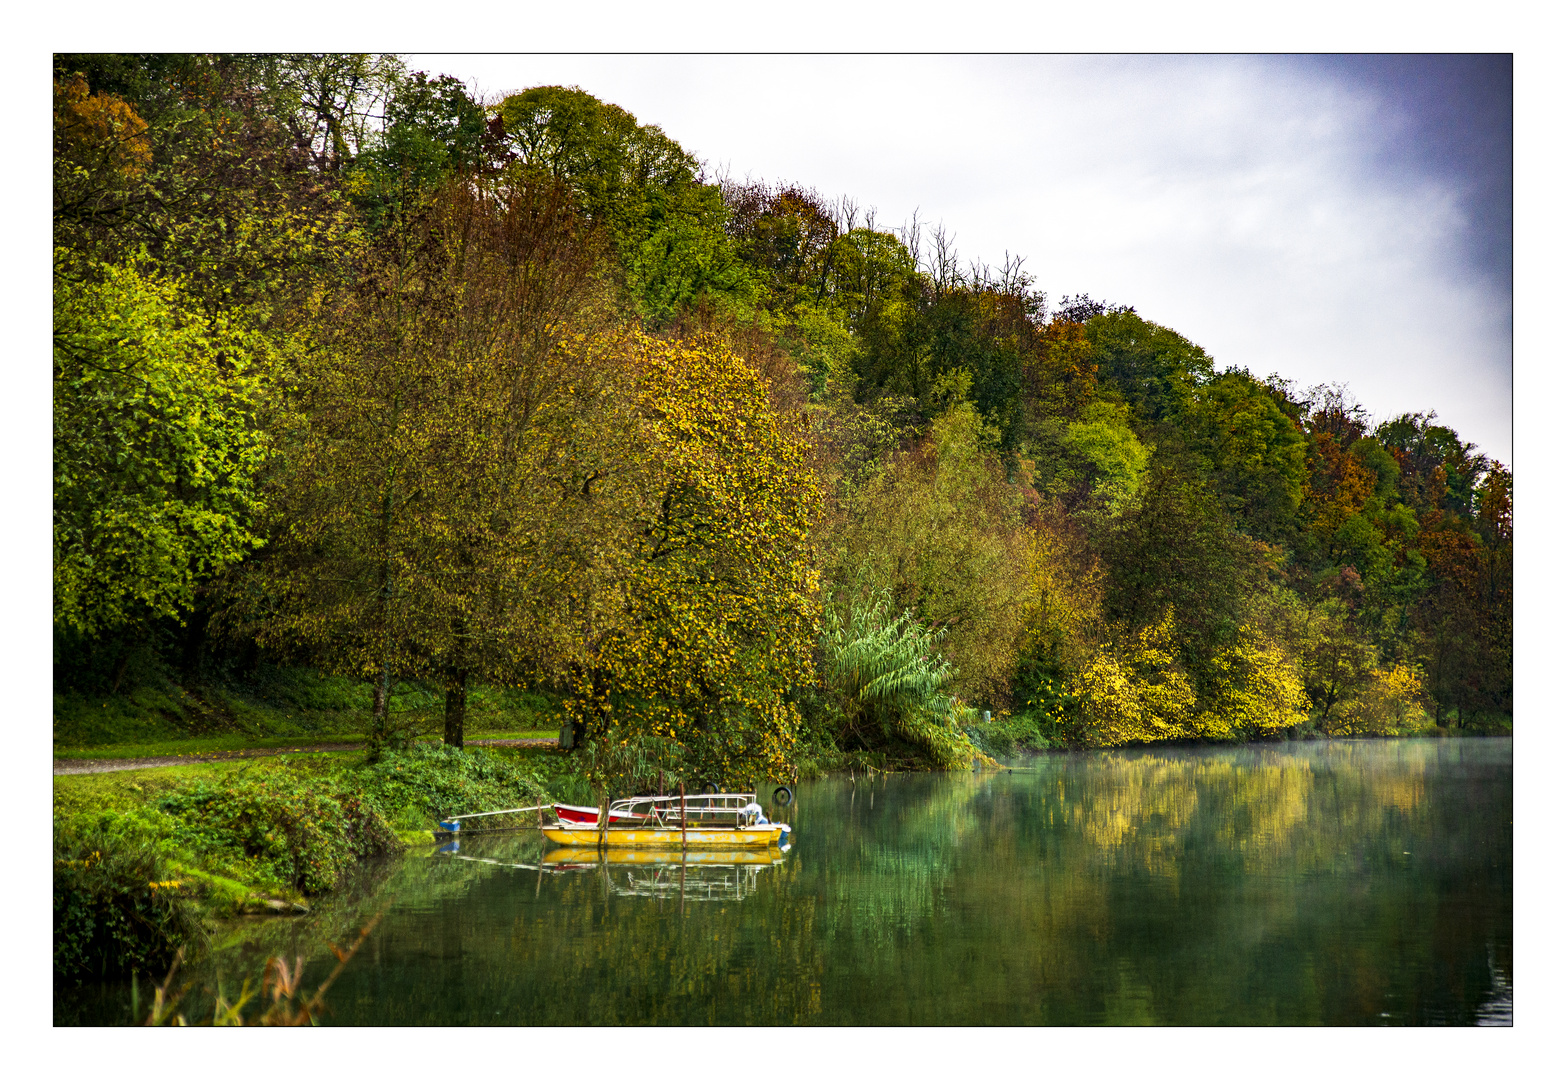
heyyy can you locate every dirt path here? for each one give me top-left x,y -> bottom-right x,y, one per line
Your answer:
53,738 -> 558,776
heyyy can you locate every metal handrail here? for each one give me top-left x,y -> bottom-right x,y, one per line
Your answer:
443,804 -> 552,822
439,794 -> 769,833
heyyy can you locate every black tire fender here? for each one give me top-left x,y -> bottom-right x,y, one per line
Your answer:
773,785 -> 794,806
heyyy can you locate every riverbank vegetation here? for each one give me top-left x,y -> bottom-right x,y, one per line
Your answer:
52,744 -> 565,984
54,53 -> 1510,775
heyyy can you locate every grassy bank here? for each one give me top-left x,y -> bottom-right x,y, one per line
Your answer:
52,742 -> 581,985
54,662 -> 565,755
53,730 -> 560,762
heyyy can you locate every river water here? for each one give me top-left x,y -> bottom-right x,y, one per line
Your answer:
62,737 -> 1511,1025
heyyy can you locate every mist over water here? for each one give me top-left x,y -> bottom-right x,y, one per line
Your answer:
61,738 -> 1511,1026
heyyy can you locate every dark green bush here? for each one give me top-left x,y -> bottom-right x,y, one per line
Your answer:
965,713 -> 1052,759
54,827 -> 204,985
356,743 -> 551,823
157,771 -> 401,895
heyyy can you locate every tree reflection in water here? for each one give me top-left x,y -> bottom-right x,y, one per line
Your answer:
61,738 -> 1510,1026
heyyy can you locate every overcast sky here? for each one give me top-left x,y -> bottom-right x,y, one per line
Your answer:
408,54 -> 1511,464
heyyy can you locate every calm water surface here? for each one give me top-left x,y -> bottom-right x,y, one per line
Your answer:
64,738 -> 1511,1025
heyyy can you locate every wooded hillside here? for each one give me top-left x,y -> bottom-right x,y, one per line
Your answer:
53,54 -> 1512,782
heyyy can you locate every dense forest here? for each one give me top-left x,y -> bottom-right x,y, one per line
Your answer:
53,54 -> 1512,787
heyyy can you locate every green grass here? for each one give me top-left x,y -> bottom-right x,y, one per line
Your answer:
54,735 -> 372,760
54,662 -> 567,757
53,730 -> 560,761
54,754 -> 364,816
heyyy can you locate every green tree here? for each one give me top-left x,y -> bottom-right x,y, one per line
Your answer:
1080,309 -> 1214,427
413,180 -> 623,747
1099,465 -> 1267,659
1187,368 -> 1307,540
1049,400 -> 1151,515
828,384 -> 1036,705
346,70 -> 495,227
54,255 -> 270,642
496,85 -> 752,325
841,230 -> 1043,453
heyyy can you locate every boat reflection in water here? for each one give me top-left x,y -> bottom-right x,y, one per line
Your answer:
546,847 -> 787,902
434,838 -> 790,902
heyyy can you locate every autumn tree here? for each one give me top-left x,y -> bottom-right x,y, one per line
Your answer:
53,56 -> 356,323
1411,467 -> 1511,728
234,175 -> 618,750
827,380 -> 1037,707
232,216 -> 448,747
249,53 -> 406,176
560,332 -> 822,789
412,178 -> 622,747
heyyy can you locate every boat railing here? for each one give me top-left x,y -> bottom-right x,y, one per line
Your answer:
605,793 -> 766,829
437,793 -> 769,836
436,803 -> 554,835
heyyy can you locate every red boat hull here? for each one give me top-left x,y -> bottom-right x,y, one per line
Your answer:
553,803 -> 647,825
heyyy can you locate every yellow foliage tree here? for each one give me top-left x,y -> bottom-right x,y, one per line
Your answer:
54,76 -> 151,182
1326,663 -> 1430,736
564,332 -> 822,788
1067,613 -> 1196,747
1193,628 -> 1311,739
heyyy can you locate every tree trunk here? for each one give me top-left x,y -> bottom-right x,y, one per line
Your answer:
445,666 -> 467,749
368,663 -> 389,757
180,604 -> 210,676
111,649 -> 129,695
445,613 -> 469,749
574,667 -> 610,749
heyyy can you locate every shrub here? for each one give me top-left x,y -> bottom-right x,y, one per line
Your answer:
355,743 -> 551,826
54,826 -> 204,985
157,771 -> 400,895
820,589 -> 982,769
965,713 -> 1051,759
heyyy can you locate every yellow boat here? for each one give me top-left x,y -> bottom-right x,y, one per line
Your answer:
542,822 -> 789,848
437,792 -> 794,849
542,793 -> 792,849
